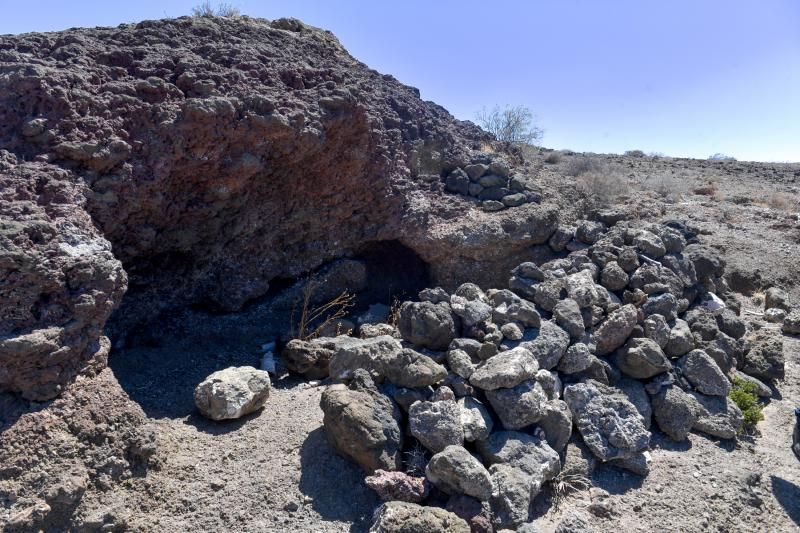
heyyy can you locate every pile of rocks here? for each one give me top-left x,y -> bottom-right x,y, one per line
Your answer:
444,156 -> 541,212
285,217 -> 786,530
758,286 -> 800,335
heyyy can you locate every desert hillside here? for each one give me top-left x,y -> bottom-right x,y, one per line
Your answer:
1,14 -> 799,533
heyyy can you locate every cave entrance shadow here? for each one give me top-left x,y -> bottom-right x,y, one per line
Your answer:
771,475 -> 800,526
352,240 -> 431,309
107,309 -> 272,420
298,427 -> 379,533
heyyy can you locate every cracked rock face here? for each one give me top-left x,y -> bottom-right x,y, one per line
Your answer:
0,16 -> 559,400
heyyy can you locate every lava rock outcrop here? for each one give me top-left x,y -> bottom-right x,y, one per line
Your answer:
0,16 -> 558,400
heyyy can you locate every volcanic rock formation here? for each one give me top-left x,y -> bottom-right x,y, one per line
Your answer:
0,16 -> 558,400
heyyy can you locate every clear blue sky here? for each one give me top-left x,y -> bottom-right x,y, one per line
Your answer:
3,1 -> 799,162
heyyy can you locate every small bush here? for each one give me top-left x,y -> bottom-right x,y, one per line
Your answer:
730,377 -> 764,434
624,149 -> 646,157
692,178 -> 719,198
564,155 -> 602,177
475,105 -> 543,145
575,166 -> 628,208
708,153 -> 737,162
640,172 -> 687,203
544,152 -> 562,164
192,1 -> 241,17
762,193 -> 796,212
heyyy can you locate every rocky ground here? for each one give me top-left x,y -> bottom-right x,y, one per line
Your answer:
5,150 -> 797,532
2,14 -> 800,533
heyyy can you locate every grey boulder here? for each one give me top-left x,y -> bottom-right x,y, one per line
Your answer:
564,380 -> 650,461
644,314 -> 670,349
537,399 -> 573,452
194,366 -> 271,421
328,335 -> 447,388
447,349 -> 476,379
634,230 -> 666,257
426,445 -> 494,501
458,396 -> 494,442
320,371 -> 403,473
477,431 -> 561,483
651,385 -> 699,441
409,399 -> 464,453
522,321 -> 570,370
678,349 -> 730,396
614,378 -> 652,429
469,347 -> 539,390
600,261 -> 629,291
553,298 -> 585,339
533,279 -> 567,312
765,287 -> 791,311
741,331 -> 785,381
283,337 -> 336,379
613,338 -> 671,379
565,270 -> 602,308
398,301 -> 457,350
369,501 -> 470,533
689,392 -> 743,439
558,343 -> 595,375
486,380 -> 548,430
642,293 -> 678,322
594,304 -> 638,356
664,319 -> 694,357
451,296 -> 493,328
782,310 -> 800,335
489,464 -> 533,529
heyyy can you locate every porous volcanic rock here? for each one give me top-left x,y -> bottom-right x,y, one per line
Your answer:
320,370 -> 403,473
0,16 -> 559,401
369,501 -> 470,533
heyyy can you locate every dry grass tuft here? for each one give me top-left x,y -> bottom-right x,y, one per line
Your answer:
387,297 -> 402,328
751,291 -> 765,306
291,280 -> 354,341
550,470 -> 592,511
403,442 -> 428,476
564,155 -> 603,177
639,173 -> 687,203
759,193 -> 797,212
575,165 -> 628,208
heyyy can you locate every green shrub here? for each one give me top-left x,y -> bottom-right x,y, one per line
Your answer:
730,377 -> 764,434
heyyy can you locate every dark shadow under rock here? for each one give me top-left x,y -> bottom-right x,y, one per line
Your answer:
299,427 -> 380,532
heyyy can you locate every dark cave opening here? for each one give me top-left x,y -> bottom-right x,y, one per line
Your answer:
106,239 -> 431,418
350,240 -> 431,310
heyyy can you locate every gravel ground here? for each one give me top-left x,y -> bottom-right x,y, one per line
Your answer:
13,153 -> 800,532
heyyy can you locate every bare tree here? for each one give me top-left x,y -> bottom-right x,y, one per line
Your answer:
192,1 -> 241,17
475,105 -> 543,145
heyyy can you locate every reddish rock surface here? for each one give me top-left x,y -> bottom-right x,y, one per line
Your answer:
0,16 -> 557,400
